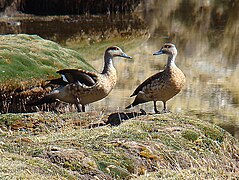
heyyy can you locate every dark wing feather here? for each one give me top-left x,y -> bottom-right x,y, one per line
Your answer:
46,77 -> 68,86
130,71 -> 164,97
57,69 -> 98,86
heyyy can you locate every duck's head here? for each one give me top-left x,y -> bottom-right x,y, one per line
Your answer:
106,46 -> 132,59
153,43 -> 177,56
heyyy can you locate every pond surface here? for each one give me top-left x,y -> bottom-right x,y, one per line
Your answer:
0,1 -> 238,137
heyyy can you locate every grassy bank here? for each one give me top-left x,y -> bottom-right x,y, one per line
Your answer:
0,34 -> 95,113
0,34 -> 95,87
0,112 -> 238,179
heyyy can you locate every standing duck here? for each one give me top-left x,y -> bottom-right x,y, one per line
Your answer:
126,43 -> 185,113
29,46 -> 132,112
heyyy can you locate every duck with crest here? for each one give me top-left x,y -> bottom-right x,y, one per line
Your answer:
126,43 -> 185,113
29,46 -> 132,112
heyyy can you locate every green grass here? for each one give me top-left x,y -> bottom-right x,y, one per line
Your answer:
0,34 -> 95,88
0,112 -> 239,179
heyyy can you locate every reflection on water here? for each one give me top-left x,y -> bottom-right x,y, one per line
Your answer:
0,1 -> 239,137
0,14 -> 147,44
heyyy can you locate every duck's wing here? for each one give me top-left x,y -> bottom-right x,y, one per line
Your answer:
57,69 -> 98,86
46,77 -> 68,86
130,71 -> 164,97
47,69 -> 98,87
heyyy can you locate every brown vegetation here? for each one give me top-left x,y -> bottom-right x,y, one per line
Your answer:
0,0 -> 140,15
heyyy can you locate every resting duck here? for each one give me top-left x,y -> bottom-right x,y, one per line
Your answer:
126,43 -> 185,113
29,46 -> 132,112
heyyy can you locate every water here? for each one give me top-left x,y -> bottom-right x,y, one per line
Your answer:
0,1 -> 238,137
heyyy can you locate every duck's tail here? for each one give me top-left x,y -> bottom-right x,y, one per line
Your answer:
125,94 -> 147,109
125,104 -> 133,109
125,101 -> 140,109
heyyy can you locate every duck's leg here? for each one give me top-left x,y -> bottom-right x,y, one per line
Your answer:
54,101 -> 61,113
153,101 -> 160,114
82,105 -> 86,112
75,97 -> 82,112
75,103 -> 82,112
161,101 -> 171,113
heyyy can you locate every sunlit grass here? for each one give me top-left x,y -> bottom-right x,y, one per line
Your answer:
0,34 -> 95,89
0,152 -> 74,179
1,112 -> 239,179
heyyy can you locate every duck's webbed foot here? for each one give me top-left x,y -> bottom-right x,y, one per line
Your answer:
153,101 -> 171,114
161,108 -> 171,114
139,109 -> 147,115
160,101 -> 171,113
154,109 -> 161,114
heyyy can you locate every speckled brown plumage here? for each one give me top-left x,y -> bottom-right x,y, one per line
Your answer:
126,43 -> 185,113
29,46 -> 131,112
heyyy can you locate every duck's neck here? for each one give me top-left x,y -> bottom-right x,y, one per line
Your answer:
102,52 -> 115,74
166,54 -> 177,68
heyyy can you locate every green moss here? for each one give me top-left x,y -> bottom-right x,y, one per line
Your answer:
0,113 -> 22,127
182,130 -> 199,142
97,161 -> 131,179
63,161 -> 83,171
198,124 -> 225,142
159,134 -> 182,150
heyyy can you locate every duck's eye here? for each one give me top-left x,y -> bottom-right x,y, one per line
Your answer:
112,47 -> 119,51
165,45 -> 171,48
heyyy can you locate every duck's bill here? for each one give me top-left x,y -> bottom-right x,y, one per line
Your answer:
120,52 -> 132,59
153,49 -> 164,55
